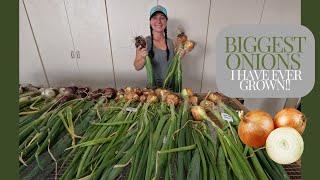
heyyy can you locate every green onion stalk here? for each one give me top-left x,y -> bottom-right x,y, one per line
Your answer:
135,36 -> 155,88
163,39 -> 195,92
204,92 -> 289,180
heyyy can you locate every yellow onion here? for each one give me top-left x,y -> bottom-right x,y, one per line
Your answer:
177,33 -> 188,45
166,94 -> 179,106
189,96 -> 198,106
184,40 -> 195,52
181,88 -> 193,99
207,92 -> 227,103
199,100 -> 214,112
139,95 -> 147,103
146,94 -> 158,104
155,88 -> 169,102
191,106 -> 209,121
238,110 -> 274,148
124,87 -> 134,93
124,92 -> 139,102
133,88 -> 142,96
274,108 -> 306,134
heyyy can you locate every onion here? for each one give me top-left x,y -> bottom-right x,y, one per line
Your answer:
191,106 -> 209,121
238,110 -> 274,148
165,94 -> 179,106
274,108 -> 306,134
207,92 -> 227,104
155,88 -> 169,101
59,87 -> 75,96
181,88 -> 193,99
139,95 -> 147,103
266,127 -> 304,164
146,94 -> 158,104
189,96 -> 198,106
41,88 -> 56,99
104,88 -> 117,99
134,36 -> 146,48
177,33 -> 188,45
199,100 -> 214,112
124,92 -> 139,102
184,40 -> 195,52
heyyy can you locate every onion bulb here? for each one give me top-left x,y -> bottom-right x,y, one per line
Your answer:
181,88 -> 193,99
274,108 -> 306,134
165,94 -> 179,106
191,106 -> 209,121
189,96 -> 198,106
238,110 -> 274,148
266,127 -> 304,164
134,36 -> 146,48
41,88 -> 56,99
184,40 -> 195,52
146,94 -> 158,104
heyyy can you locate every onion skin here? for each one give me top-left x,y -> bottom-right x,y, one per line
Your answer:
238,110 -> 274,148
166,94 -> 179,106
266,127 -> 304,164
191,106 -> 208,121
189,96 -> 198,106
177,33 -> 188,45
274,108 -> 306,134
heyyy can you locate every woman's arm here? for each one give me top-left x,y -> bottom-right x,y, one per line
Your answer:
134,46 -> 148,71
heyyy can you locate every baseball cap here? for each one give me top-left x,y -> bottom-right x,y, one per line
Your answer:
150,5 -> 168,19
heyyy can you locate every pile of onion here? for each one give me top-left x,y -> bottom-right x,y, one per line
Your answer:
266,127 -> 304,164
238,110 -> 274,148
274,108 -> 306,134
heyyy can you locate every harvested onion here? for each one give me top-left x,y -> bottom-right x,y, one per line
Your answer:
238,110 -> 274,148
274,108 -> 306,134
266,127 -> 304,164
41,88 -> 56,99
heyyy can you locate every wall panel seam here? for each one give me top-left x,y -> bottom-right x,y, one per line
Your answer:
200,0 -> 214,92
22,0 -> 50,87
104,0 -> 117,89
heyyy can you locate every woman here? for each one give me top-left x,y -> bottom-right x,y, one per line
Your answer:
134,5 -> 185,88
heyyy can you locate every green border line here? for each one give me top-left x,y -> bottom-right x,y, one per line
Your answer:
301,0 -> 320,179
0,0 -> 18,179
0,1 -> 318,179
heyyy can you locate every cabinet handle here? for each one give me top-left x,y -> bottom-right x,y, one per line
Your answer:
71,51 -> 75,59
76,50 -> 80,59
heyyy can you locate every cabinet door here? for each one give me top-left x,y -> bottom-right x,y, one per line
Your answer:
24,0 -> 79,87
107,0 -> 155,89
64,0 -> 116,88
19,0 -> 48,87
162,0 -> 210,92
201,0 -> 262,93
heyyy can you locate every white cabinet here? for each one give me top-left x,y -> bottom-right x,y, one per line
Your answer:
19,0 -> 48,87
64,0 -> 115,88
24,0 -> 79,87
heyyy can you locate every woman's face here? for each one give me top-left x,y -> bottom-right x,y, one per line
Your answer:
150,13 -> 167,33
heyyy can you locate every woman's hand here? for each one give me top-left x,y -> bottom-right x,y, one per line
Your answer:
136,46 -> 148,59
134,46 -> 148,71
